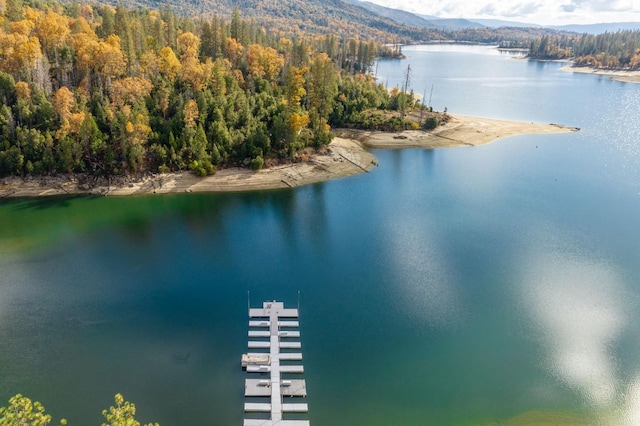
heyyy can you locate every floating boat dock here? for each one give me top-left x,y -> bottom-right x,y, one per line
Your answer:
242,301 -> 309,426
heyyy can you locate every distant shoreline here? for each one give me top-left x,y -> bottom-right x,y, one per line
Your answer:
561,65 -> 640,84
0,115 -> 577,199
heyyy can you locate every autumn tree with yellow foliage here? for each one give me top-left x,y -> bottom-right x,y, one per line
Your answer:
0,0 -> 389,178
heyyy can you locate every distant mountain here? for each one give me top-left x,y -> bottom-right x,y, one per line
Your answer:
412,17 -> 640,34
469,18 -> 541,29
416,16 -> 487,30
342,0 -> 486,31
342,0 -> 437,29
550,22 -> 640,34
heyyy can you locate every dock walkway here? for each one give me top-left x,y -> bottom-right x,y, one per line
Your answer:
242,301 -> 309,426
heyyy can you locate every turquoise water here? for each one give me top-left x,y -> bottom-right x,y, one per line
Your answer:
1,45 -> 640,424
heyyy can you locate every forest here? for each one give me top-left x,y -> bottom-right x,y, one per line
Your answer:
0,0 -> 420,178
443,26 -> 570,46
528,30 -> 640,69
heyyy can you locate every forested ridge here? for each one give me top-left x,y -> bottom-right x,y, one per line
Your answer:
64,0 -> 446,43
442,26 -> 571,46
57,0 -> 577,45
528,30 -> 640,69
0,0 -> 416,178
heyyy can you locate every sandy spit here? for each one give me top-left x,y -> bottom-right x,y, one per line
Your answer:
0,115 -> 577,198
335,114 -> 578,149
561,66 -> 640,84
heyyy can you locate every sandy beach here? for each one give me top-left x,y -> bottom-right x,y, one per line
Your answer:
561,66 -> 640,84
336,113 -> 577,149
0,115 -> 577,198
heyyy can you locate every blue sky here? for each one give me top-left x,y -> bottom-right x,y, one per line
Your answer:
366,0 -> 640,25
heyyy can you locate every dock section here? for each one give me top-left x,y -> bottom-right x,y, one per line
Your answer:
242,301 -> 309,426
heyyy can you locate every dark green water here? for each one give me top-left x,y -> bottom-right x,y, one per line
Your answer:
1,45 -> 640,425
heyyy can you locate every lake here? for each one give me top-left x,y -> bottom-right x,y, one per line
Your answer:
1,44 -> 640,425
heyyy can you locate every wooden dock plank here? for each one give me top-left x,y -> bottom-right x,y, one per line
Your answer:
275,308 -> 299,317
280,379 -> 307,396
248,309 -> 299,318
244,403 -> 271,412
278,353 -> 302,361
245,379 -> 272,397
280,365 -> 304,373
280,342 -> 301,349
278,331 -> 300,337
249,330 -> 271,337
243,420 -> 271,426
282,403 -> 308,413
246,365 -> 271,373
243,421 -> 310,426
249,304 -> 299,319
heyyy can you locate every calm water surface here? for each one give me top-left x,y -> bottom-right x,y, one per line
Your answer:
1,45 -> 640,425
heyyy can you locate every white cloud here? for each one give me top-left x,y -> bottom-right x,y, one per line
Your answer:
365,0 -> 640,25
502,2 -> 543,18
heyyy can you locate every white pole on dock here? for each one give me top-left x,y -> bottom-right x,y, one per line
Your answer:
297,290 -> 301,312
247,291 -> 251,315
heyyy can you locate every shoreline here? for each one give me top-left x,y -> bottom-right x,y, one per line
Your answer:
0,115 -> 577,199
336,114 -> 577,149
561,65 -> 640,84
0,138 -> 378,198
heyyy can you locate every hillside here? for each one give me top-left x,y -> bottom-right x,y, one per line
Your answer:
81,0 -> 444,42
470,18 -> 541,29
551,22 -> 640,34
342,0 -> 437,29
342,0 -> 487,31
417,16 -> 487,31
73,0 -> 581,45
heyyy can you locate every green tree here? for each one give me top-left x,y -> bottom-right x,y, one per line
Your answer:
114,6 -> 135,73
101,393 -> 158,426
97,6 -> 115,38
4,0 -> 24,22
0,72 -> 16,106
0,393 -> 66,426
230,7 -> 242,43
190,123 -> 208,161
306,53 -> 337,146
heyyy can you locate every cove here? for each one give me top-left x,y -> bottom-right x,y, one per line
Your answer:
1,44 -> 640,425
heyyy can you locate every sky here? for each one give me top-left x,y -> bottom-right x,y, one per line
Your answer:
365,0 -> 640,26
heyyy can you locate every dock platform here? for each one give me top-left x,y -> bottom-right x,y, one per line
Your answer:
242,301 -> 310,426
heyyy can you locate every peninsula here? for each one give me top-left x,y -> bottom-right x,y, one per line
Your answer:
561,66 -> 640,84
0,114 -> 577,198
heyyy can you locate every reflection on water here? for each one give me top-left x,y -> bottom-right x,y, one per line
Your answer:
385,216 -> 463,329
519,229 -> 637,424
622,376 -> 640,424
